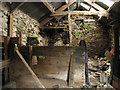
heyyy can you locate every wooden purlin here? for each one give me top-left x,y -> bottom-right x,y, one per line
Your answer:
11,2 -> 25,13
51,11 -> 101,16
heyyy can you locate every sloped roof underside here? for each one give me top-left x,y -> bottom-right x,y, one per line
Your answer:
11,0 -> 119,25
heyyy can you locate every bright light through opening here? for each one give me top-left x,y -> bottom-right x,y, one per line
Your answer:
81,3 -> 90,10
90,7 -> 97,12
100,0 -> 114,7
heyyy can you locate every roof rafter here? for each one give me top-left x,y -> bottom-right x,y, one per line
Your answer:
84,0 -> 108,14
41,0 -> 55,13
40,0 -> 76,26
107,2 -> 118,12
41,0 -> 59,23
11,2 -> 25,13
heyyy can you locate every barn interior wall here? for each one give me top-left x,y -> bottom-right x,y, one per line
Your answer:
71,15 -> 111,57
0,2 -> 10,36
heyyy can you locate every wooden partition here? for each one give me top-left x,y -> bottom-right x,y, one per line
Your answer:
17,46 -> 85,85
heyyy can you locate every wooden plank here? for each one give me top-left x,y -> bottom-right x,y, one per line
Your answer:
32,46 -> 75,52
11,2 -> 25,13
40,17 -> 53,27
32,46 -> 75,56
84,0 -> 108,15
15,46 -> 46,89
8,13 -> 13,37
67,55 -> 75,87
40,0 -> 75,26
68,13 -> 72,46
0,60 -> 10,70
51,11 -> 102,16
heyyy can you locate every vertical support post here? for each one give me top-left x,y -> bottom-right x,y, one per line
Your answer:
4,37 -> 10,83
8,13 -> 13,37
68,13 -> 72,46
28,46 -> 32,67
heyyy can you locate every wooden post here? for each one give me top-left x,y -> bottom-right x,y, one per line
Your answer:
4,37 -> 10,83
67,55 -> 75,87
15,46 -> 46,89
8,13 -> 13,37
28,46 -> 32,67
68,13 -> 72,46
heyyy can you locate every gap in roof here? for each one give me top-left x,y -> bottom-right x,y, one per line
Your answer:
99,0 -> 114,7
80,3 -> 97,12
90,7 -> 97,12
81,3 -> 90,10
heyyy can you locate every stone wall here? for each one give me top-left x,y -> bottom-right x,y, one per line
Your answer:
71,15 -> 110,57
12,9 -> 49,46
0,2 -> 10,36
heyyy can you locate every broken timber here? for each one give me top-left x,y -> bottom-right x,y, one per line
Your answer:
15,45 -> 46,89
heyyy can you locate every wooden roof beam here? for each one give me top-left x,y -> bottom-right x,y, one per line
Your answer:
41,0 -> 59,23
84,0 -> 108,15
40,0 -> 76,26
107,2 -> 118,12
10,2 -> 25,13
51,11 -> 103,16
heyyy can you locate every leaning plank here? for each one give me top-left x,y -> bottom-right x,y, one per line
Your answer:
15,46 -> 46,89
67,55 -> 75,87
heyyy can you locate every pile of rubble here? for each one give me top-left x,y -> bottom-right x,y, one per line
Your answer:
87,56 -> 114,88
